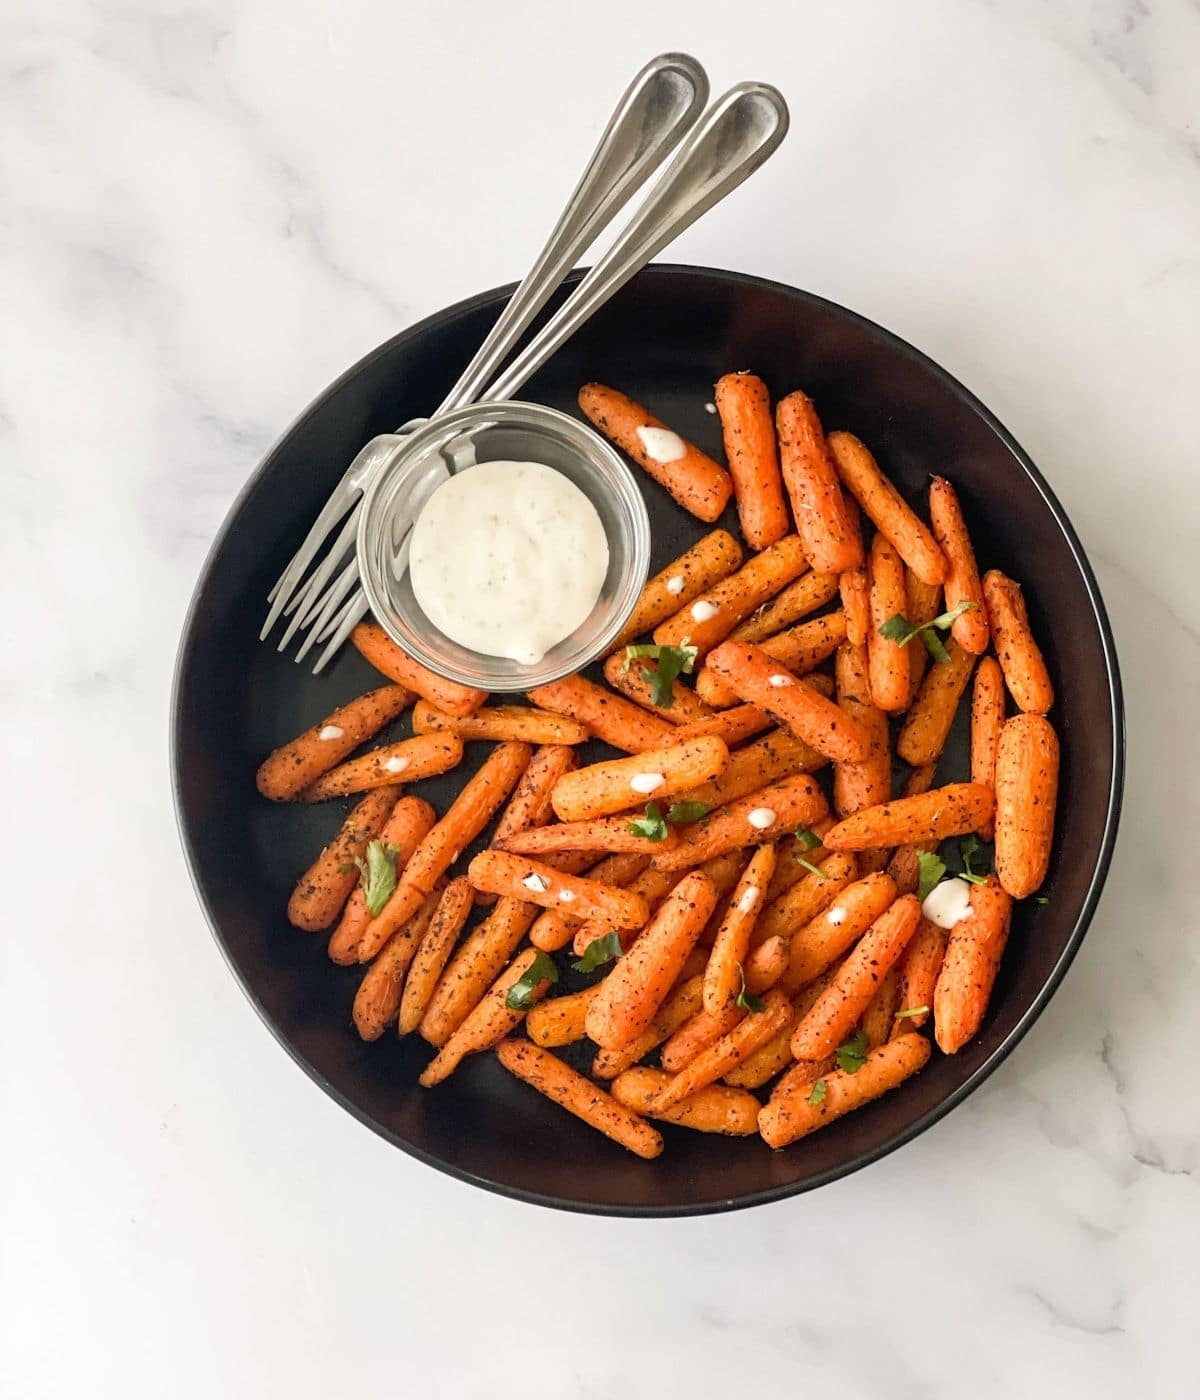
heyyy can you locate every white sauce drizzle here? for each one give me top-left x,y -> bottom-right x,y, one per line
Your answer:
665,574 -> 686,596
704,401 -> 717,415
768,673 -> 794,687
630,772 -> 665,795
635,425 -> 687,464
691,599 -> 719,623
737,885 -> 760,913
522,873 -> 549,894
922,877 -> 974,930
747,807 -> 776,831
827,906 -> 847,927
318,725 -> 344,741
557,889 -> 575,904
384,756 -> 409,774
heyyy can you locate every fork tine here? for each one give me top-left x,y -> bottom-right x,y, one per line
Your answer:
274,511 -> 359,651
260,486 -> 359,640
312,590 -> 370,674
294,557 -> 361,663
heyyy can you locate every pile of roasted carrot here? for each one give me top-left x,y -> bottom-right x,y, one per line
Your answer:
257,373 -> 1059,1158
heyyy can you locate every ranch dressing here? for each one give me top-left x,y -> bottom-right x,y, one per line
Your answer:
408,459 -> 609,665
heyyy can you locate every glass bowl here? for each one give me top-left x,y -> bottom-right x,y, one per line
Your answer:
356,400 -> 651,691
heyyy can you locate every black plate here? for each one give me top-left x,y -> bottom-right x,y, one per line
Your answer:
172,265 -> 1123,1215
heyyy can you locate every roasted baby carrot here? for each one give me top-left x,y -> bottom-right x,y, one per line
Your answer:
670,703 -> 775,747
526,982 -> 606,1048
867,532 -> 913,713
572,866 -> 675,956
602,653 -> 714,724
659,933 -> 787,1071
352,884 -> 444,1041
904,570 -> 943,691
839,566 -> 870,647
654,989 -> 793,1111
411,700 -> 589,745
994,713 -> 1059,898
982,570 -> 1054,714
729,570 -> 840,645
675,727 -> 827,810
495,1039 -> 664,1159
578,383 -> 732,522
590,973 -> 705,1079
497,816 -> 677,858
257,685 -> 413,800
929,477 -> 989,653
651,773 -> 828,872
549,736 -> 729,822
350,620 -> 487,717
611,1066 -> 760,1135
703,844 -> 777,1014
933,875 -> 1013,1053
861,966 -> 901,1049
396,878 -> 475,1035
714,372 -> 790,549
970,656 -> 1005,840
782,870 -> 900,991
612,529 -> 743,650
882,764 -> 939,897
724,965 -> 839,1089
493,745 -> 577,846
762,816 -> 835,901
892,915 -> 948,1031
652,535 -> 810,657
759,1033 -> 931,1147
833,696 -> 891,820
466,850 -> 650,929
823,783 -> 994,852
696,612 -> 847,706
756,851 -> 859,949
300,732 -> 465,801
775,390 -> 864,572
526,676 -> 675,753
827,431 -> 947,586
287,786 -> 401,933
896,637 -> 976,767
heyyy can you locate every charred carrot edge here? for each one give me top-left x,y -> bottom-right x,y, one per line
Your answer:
675,727 -> 827,810
904,570 -> 943,691
827,431 -> 947,586
287,786 -> 401,933
411,700 -> 589,746
775,390 -> 864,572
327,795 -> 437,964
419,949 -> 553,1086
612,1066 -> 761,1135
601,653 -> 714,725
300,733 -> 465,801
585,871 -> 717,1050
549,736 -> 730,823
981,570 -> 1054,714
257,685 -> 414,800
696,613 -> 847,707
896,638 -> 976,767
714,372 -> 790,549
397,878 -> 475,1036
703,844 -> 777,1014
467,850 -> 650,930
823,783 -> 994,852
892,916 -> 948,1031
730,570 -> 841,646
612,529 -> 744,650
703,641 -> 872,763
866,532 -> 913,714
526,676 -> 675,754
651,773 -> 829,873
970,656 -> 1005,841
782,870 -> 900,992
652,535 -> 811,656
654,989 -> 793,1111
350,620 -> 487,717
579,383 -> 732,523
993,713 -> 1059,898
759,1033 -> 931,1147
933,876 -> 1013,1053
352,884 -> 445,1041
591,973 -> 705,1079
525,982 -> 607,1048
495,1039 -> 665,1159
928,478 -> 989,653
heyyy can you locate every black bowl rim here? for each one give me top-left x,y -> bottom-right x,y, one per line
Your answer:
170,263 -> 1125,1217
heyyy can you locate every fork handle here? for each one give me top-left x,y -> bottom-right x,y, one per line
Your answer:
434,53 -> 708,415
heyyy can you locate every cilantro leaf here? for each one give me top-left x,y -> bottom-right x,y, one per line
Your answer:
797,857 -> 827,880
893,1005 -> 929,1020
794,827 -> 822,851
835,1030 -> 870,1074
878,600 -> 977,663
505,951 -> 559,1011
916,849 -> 947,902
735,964 -> 766,1013
807,1078 -> 828,1106
623,643 -> 698,707
1033,895 -> 1049,905
958,834 -> 992,885
627,801 -> 668,841
665,800 -> 710,826
351,840 -> 401,917
571,932 -> 623,973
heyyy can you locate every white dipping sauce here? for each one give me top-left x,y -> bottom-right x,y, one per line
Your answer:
636,425 -> 687,463
409,460 -> 609,665
922,877 -> 974,930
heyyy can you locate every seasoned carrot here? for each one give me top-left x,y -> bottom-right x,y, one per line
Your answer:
670,703 -> 775,747
419,949 -> 554,1086
466,852 -> 650,934
602,652 -> 714,724
970,656 -> 1005,840
495,1039 -> 664,1159
759,1033 -> 931,1147
929,478 -> 989,654
493,745 -> 577,845
896,638 -> 976,767
612,529 -> 744,650
352,885 -> 444,1041
550,736 -> 729,822
833,697 -> 890,820
350,620 -> 487,717
675,727 -> 827,810
893,916 -> 948,1031
904,570 -> 943,691
326,795 -> 437,964
652,535 -> 810,656
994,713 -> 1059,898
411,700 -> 589,745
651,773 -> 828,872
527,909 -> 573,953
257,685 -> 413,800
703,641 -> 872,762
696,612 -> 846,707
839,567 -> 870,647
861,966 -> 901,1049
591,973 -> 705,1079
883,764 -> 940,896
299,732 -> 464,801
775,390 -> 864,572
823,783 -> 994,852
703,844 -> 777,1014
713,372 -> 790,548
762,816 -> 836,902
790,894 -> 921,1059
585,871 -> 717,1050
756,851 -> 859,948
396,878 -> 474,1035
660,941 -> 785,1070
654,989 -> 792,1111
933,875 -> 1013,1053
827,431 -> 947,585
867,532 -> 913,713
526,676 -> 674,753
982,570 -> 1054,714
612,1067 -> 760,1135
835,639 -> 871,705
496,816 -> 675,858
526,982 -> 606,1048
572,866 -> 675,956
356,742 -> 530,960
724,965 -> 839,1089
287,786 -> 401,933
782,870 -> 899,991
730,570 -> 841,645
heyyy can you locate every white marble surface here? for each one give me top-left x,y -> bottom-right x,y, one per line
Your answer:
3,1 -> 1197,1395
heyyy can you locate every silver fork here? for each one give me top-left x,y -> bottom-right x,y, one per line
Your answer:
281,79 -> 790,673
261,52 -> 709,656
